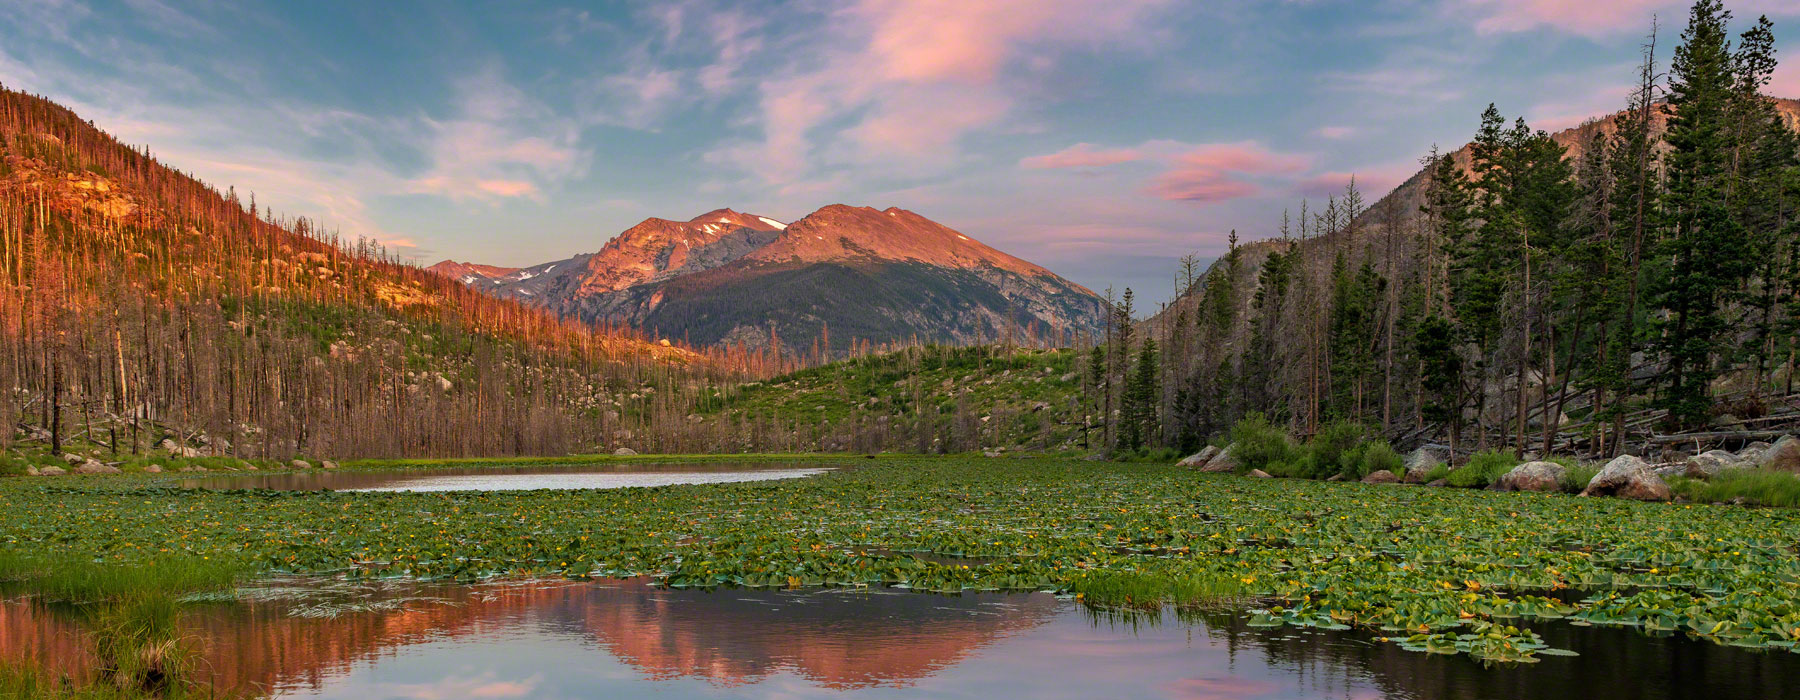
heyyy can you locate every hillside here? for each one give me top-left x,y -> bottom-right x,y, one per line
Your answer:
0,86 -> 726,464
697,344 -> 1092,453
1137,91 -> 1800,454
439,205 -> 1108,355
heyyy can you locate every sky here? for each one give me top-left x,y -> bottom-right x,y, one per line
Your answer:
4,0 -> 1800,305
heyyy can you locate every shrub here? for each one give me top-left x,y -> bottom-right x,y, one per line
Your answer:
1350,441 -> 1404,480
1298,421 -> 1365,479
1424,463 -> 1452,483
1228,413 -> 1295,473
1447,450 -> 1518,488
1561,464 -> 1600,493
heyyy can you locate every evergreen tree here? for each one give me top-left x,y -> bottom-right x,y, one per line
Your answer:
1655,0 -> 1757,428
1120,338 -> 1160,450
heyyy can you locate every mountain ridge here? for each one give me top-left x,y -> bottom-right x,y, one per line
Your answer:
439,203 -> 1108,353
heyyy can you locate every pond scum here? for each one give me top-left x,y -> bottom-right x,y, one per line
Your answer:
4,455 -> 1800,674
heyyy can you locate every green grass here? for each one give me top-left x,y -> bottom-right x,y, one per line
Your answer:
5,456 -> 1800,663
1447,450 -> 1518,488
0,554 -> 245,603
1561,464 -> 1600,494
1669,469 -> 1800,507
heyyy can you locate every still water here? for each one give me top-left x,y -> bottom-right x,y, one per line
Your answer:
179,462 -> 833,492
4,577 -> 1796,699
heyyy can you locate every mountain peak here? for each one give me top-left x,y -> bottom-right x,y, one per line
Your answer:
745,205 -> 1067,284
425,260 -> 520,284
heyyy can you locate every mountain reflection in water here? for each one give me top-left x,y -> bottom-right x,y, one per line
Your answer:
2,578 -> 1798,699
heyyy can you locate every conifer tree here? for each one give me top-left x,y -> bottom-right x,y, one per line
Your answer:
1656,0 -> 1756,428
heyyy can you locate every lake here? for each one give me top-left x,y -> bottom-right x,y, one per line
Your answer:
4,577 -> 1796,699
178,461 -> 835,492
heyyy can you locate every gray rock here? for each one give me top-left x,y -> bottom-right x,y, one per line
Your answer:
321,460 -> 339,470
1426,478 -> 1449,487
159,438 -> 203,458
289,459 -> 311,469
1325,474 -> 1345,482
1580,454 -> 1671,501
1738,441 -> 1772,463
1403,447 -> 1445,483
24,466 -> 39,476
74,460 -> 121,475
60,452 -> 84,465
1361,470 -> 1400,484
612,448 -> 639,456
37,466 -> 66,476
143,465 -> 163,473
982,450 -> 1002,458
1247,469 -> 1272,478
1177,446 -> 1221,468
1651,463 -> 1687,479
1495,461 -> 1566,492
1685,450 -> 1752,479
1199,445 -> 1238,473
1760,435 -> 1800,473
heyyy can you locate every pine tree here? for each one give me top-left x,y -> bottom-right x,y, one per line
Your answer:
1120,338 -> 1160,451
1655,0 -> 1756,428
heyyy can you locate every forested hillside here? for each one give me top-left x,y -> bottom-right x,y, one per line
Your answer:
1118,2 -> 1800,459
0,86 -> 775,463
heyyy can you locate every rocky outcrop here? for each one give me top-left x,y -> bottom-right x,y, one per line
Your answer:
1403,447 -> 1446,483
1494,461 -> 1565,492
1176,446 -> 1220,468
1760,435 -> 1800,473
1579,455 -> 1671,501
1685,449 -> 1753,479
1198,445 -> 1237,473
73,461 -> 120,474
1361,470 -> 1399,484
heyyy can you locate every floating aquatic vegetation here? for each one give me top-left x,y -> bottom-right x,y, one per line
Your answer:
5,456 -> 1800,662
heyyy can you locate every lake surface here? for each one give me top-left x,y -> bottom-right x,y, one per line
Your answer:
5,578 -> 1797,699
179,461 -> 834,492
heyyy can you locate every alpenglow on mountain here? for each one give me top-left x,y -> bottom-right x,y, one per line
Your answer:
429,205 -> 1108,353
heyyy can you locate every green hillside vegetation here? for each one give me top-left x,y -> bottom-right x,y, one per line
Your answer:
700,345 -> 1089,453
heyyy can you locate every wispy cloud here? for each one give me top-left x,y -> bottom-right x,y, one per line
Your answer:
707,0 -> 1176,188
1022,140 -> 1312,204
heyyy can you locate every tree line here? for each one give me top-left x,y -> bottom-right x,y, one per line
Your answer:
1091,0 -> 1800,460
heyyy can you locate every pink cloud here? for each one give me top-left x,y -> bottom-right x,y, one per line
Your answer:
852,0 -> 1173,85
1020,143 -> 1145,169
1295,160 -> 1420,201
1023,140 -> 1311,204
1467,0 -> 1669,37
1314,125 -> 1356,140
1146,172 -> 1259,202
712,0 -> 1174,186
1147,142 -> 1309,203
1170,143 -> 1309,175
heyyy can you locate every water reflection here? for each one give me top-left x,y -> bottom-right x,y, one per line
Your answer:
179,462 -> 833,492
3,579 -> 1798,699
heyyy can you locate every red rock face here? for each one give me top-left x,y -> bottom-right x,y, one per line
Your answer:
745,205 -> 1080,288
573,208 -> 787,296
